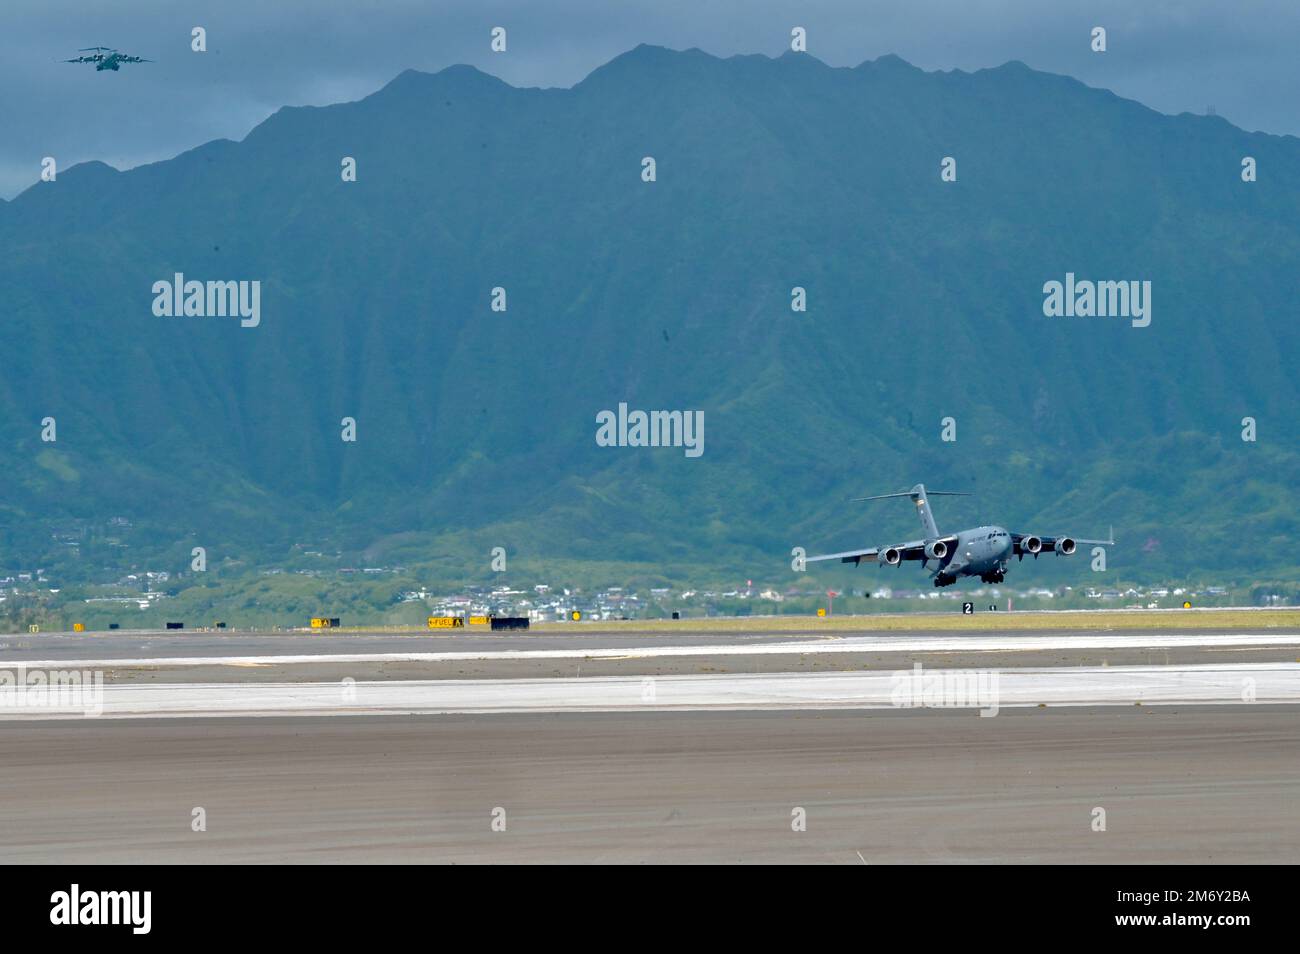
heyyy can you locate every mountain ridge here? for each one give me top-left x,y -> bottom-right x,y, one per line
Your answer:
1,45 -> 1296,589
7,44 -> 1298,209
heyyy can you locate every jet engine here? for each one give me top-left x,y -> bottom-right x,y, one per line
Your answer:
1054,537 -> 1076,555
924,539 -> 949,560
880,546 -> 903,566
1021,535 -> 1042,554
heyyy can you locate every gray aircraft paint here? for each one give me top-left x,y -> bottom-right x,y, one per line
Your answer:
805,483 -> 1113,587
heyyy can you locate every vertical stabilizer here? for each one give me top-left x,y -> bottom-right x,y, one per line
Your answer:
909,484 -> 940,539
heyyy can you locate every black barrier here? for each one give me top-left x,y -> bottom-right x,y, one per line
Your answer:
108,623 -> 120,630
165,622 -> 184,630
490,616 -> 529,631
10,867 -> 1287,940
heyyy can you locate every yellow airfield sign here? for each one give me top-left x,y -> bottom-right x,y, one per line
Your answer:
428,616 -> 465,629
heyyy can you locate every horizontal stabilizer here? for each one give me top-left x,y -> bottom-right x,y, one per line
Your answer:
851,490 -> 970,501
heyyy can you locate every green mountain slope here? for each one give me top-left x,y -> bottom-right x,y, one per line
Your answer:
1,46 -> 1297,586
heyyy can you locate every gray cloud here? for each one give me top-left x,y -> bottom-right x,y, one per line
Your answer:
3,0 -> 1296,198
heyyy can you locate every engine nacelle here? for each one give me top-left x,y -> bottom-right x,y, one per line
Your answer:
880,546 -> 903,566
1054,537 -> 1076,555
1021,535 -> 1042,555
924,539 -> 949,561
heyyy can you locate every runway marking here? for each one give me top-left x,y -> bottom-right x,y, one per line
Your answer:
2,662 -> 1297,720
6,632 -> 1300,670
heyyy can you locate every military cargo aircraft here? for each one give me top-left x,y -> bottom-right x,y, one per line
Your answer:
64,47 -> 153,71
806,483 -> 1113,587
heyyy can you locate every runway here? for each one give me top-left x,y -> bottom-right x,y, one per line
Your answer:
5,628 -> 1299,684
2,662 -> 1297,719
5,624 -> 1297,863
0,628 -> 834,662
1,706 -> 1295,863
5,622 -> 1299,666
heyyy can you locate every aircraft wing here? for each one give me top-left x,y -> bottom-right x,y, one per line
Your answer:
807,538 -> 938,566
1012,527 -> 1114,556
806,546 -> 879,565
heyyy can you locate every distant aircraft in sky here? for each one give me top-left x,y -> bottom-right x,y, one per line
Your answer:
806,483 -> 1113,587
64,47 -> 153,71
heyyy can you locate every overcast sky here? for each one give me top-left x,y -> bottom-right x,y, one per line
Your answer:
2,0 -> 1296,199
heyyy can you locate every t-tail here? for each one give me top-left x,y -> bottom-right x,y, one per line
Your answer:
852,483 -> 972,539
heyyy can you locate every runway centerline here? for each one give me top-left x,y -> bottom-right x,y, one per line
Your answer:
6,630 -> 1300,671
2,661 -> 1297,719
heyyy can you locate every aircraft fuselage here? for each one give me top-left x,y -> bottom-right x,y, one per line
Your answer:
932,525 -> 1012,586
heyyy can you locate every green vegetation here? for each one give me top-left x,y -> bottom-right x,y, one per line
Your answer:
0,48 -> 1297,595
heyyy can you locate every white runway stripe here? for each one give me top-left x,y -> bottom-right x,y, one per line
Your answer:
2,662 -> 1297,720
5,631 -> 1300,671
